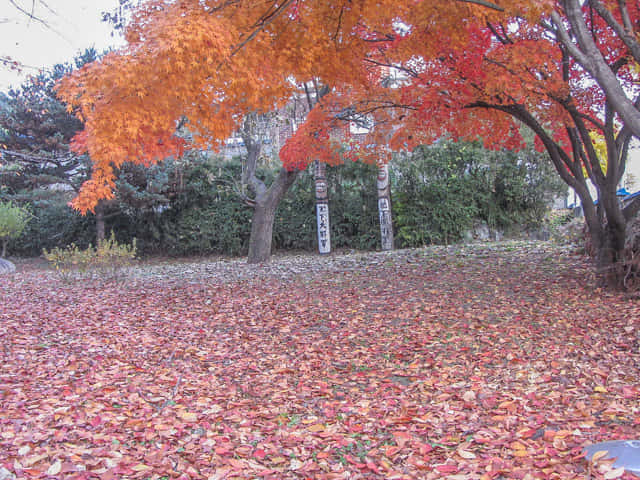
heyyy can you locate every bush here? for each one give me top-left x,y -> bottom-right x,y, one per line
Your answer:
43,232 -> 137,282
10,198 -> 95,256
14,140 -> 566,258
0,201 -> 31,257
392,141 -> 565,248
274,161 -> 379,251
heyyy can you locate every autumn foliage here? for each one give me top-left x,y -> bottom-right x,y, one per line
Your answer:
58,1 -> 637,202
2,245 -> 640,479
57,0 -> 547,212
57,0 -> 640,280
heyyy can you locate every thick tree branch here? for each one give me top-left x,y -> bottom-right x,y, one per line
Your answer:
552,1 -> 640,138
590,0 -> 640,64
0,149 -> 82,171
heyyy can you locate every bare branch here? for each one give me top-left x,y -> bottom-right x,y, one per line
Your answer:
230,0 -> 295,57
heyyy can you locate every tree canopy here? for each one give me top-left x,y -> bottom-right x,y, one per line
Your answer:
57,0 -> 640,281
57,0 -> 544,212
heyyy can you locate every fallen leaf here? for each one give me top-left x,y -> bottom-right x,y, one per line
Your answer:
46,460 -> 62,476
604,467 -> 625,479
458,449 -> 476,459
591,450 -> 610,463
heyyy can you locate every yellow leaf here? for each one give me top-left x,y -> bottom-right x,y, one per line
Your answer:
510,441 -> 527,451
457,449 -> 476,459
591,450 -> 610,463
46,460 -> 62,476
308,424 -> 325,432
178,411 -> 198,422
604,467 -> 625,479
131,463 -> 152,471
594,386 -> 608,393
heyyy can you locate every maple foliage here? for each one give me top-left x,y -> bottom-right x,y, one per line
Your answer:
1,244 -> 640,479
57,0 -> 544,212
57,0 -> 640,277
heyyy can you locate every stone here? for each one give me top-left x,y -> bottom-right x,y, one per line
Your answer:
473,221 -> 491,241
0,467 -> 16,480
584,440 -> 640,475
0,259 -> 15,274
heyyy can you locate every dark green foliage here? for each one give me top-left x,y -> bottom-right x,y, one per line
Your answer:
273,172 -> 316,251
325,161 -> 379,250
105,155 -> 252,256
5,136 -> 564,257
274,161 -> 379,251
0,50 -> 98,196
393,141 -> 565,247
9,195 -> 95,256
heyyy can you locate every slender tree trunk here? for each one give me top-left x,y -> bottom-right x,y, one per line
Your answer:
1,239 -> 6,258
247,168 -> 299,264
95,201 -> 106,246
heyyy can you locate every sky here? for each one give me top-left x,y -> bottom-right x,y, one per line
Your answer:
0,0 -> 124,91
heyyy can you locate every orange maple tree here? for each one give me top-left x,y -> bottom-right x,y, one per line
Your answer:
59,0 -> 640,281
57,0 -> 526,213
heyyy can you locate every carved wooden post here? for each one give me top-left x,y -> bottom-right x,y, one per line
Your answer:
314,160 -> 331,254
377,163 -> 394,250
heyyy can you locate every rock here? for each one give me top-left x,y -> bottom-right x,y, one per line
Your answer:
0,259 -> 15,274
474,222 -> 491,241
0,467 -> 16,480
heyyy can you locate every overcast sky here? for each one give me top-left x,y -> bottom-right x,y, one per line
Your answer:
0,0 -> 124,91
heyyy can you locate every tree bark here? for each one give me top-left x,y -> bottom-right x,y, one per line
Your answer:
247,168 -> 299,263
248,203 -> 277,264
95,201 -> 106,246
551,3 -> 640,139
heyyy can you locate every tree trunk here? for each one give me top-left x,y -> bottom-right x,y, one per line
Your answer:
248,202 -> 277,264
577,181 -> 630,286
596,188 -> 628,284
95,201 -> 106,246
1,239 -> 6,258
247,167 -> 299,264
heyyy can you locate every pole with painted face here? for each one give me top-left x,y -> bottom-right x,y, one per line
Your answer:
377,163 -> 394,251
314,160 -> 331,254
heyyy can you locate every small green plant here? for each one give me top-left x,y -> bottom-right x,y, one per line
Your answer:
43,232 -> 137,282
0,201 -> 31,258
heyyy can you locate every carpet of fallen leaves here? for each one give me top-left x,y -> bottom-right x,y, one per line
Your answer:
1,242 -> 639,480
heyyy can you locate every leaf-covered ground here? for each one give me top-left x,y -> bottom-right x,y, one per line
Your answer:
1,242 -> 639,480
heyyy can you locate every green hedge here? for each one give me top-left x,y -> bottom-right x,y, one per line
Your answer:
6,141 -> 564,257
